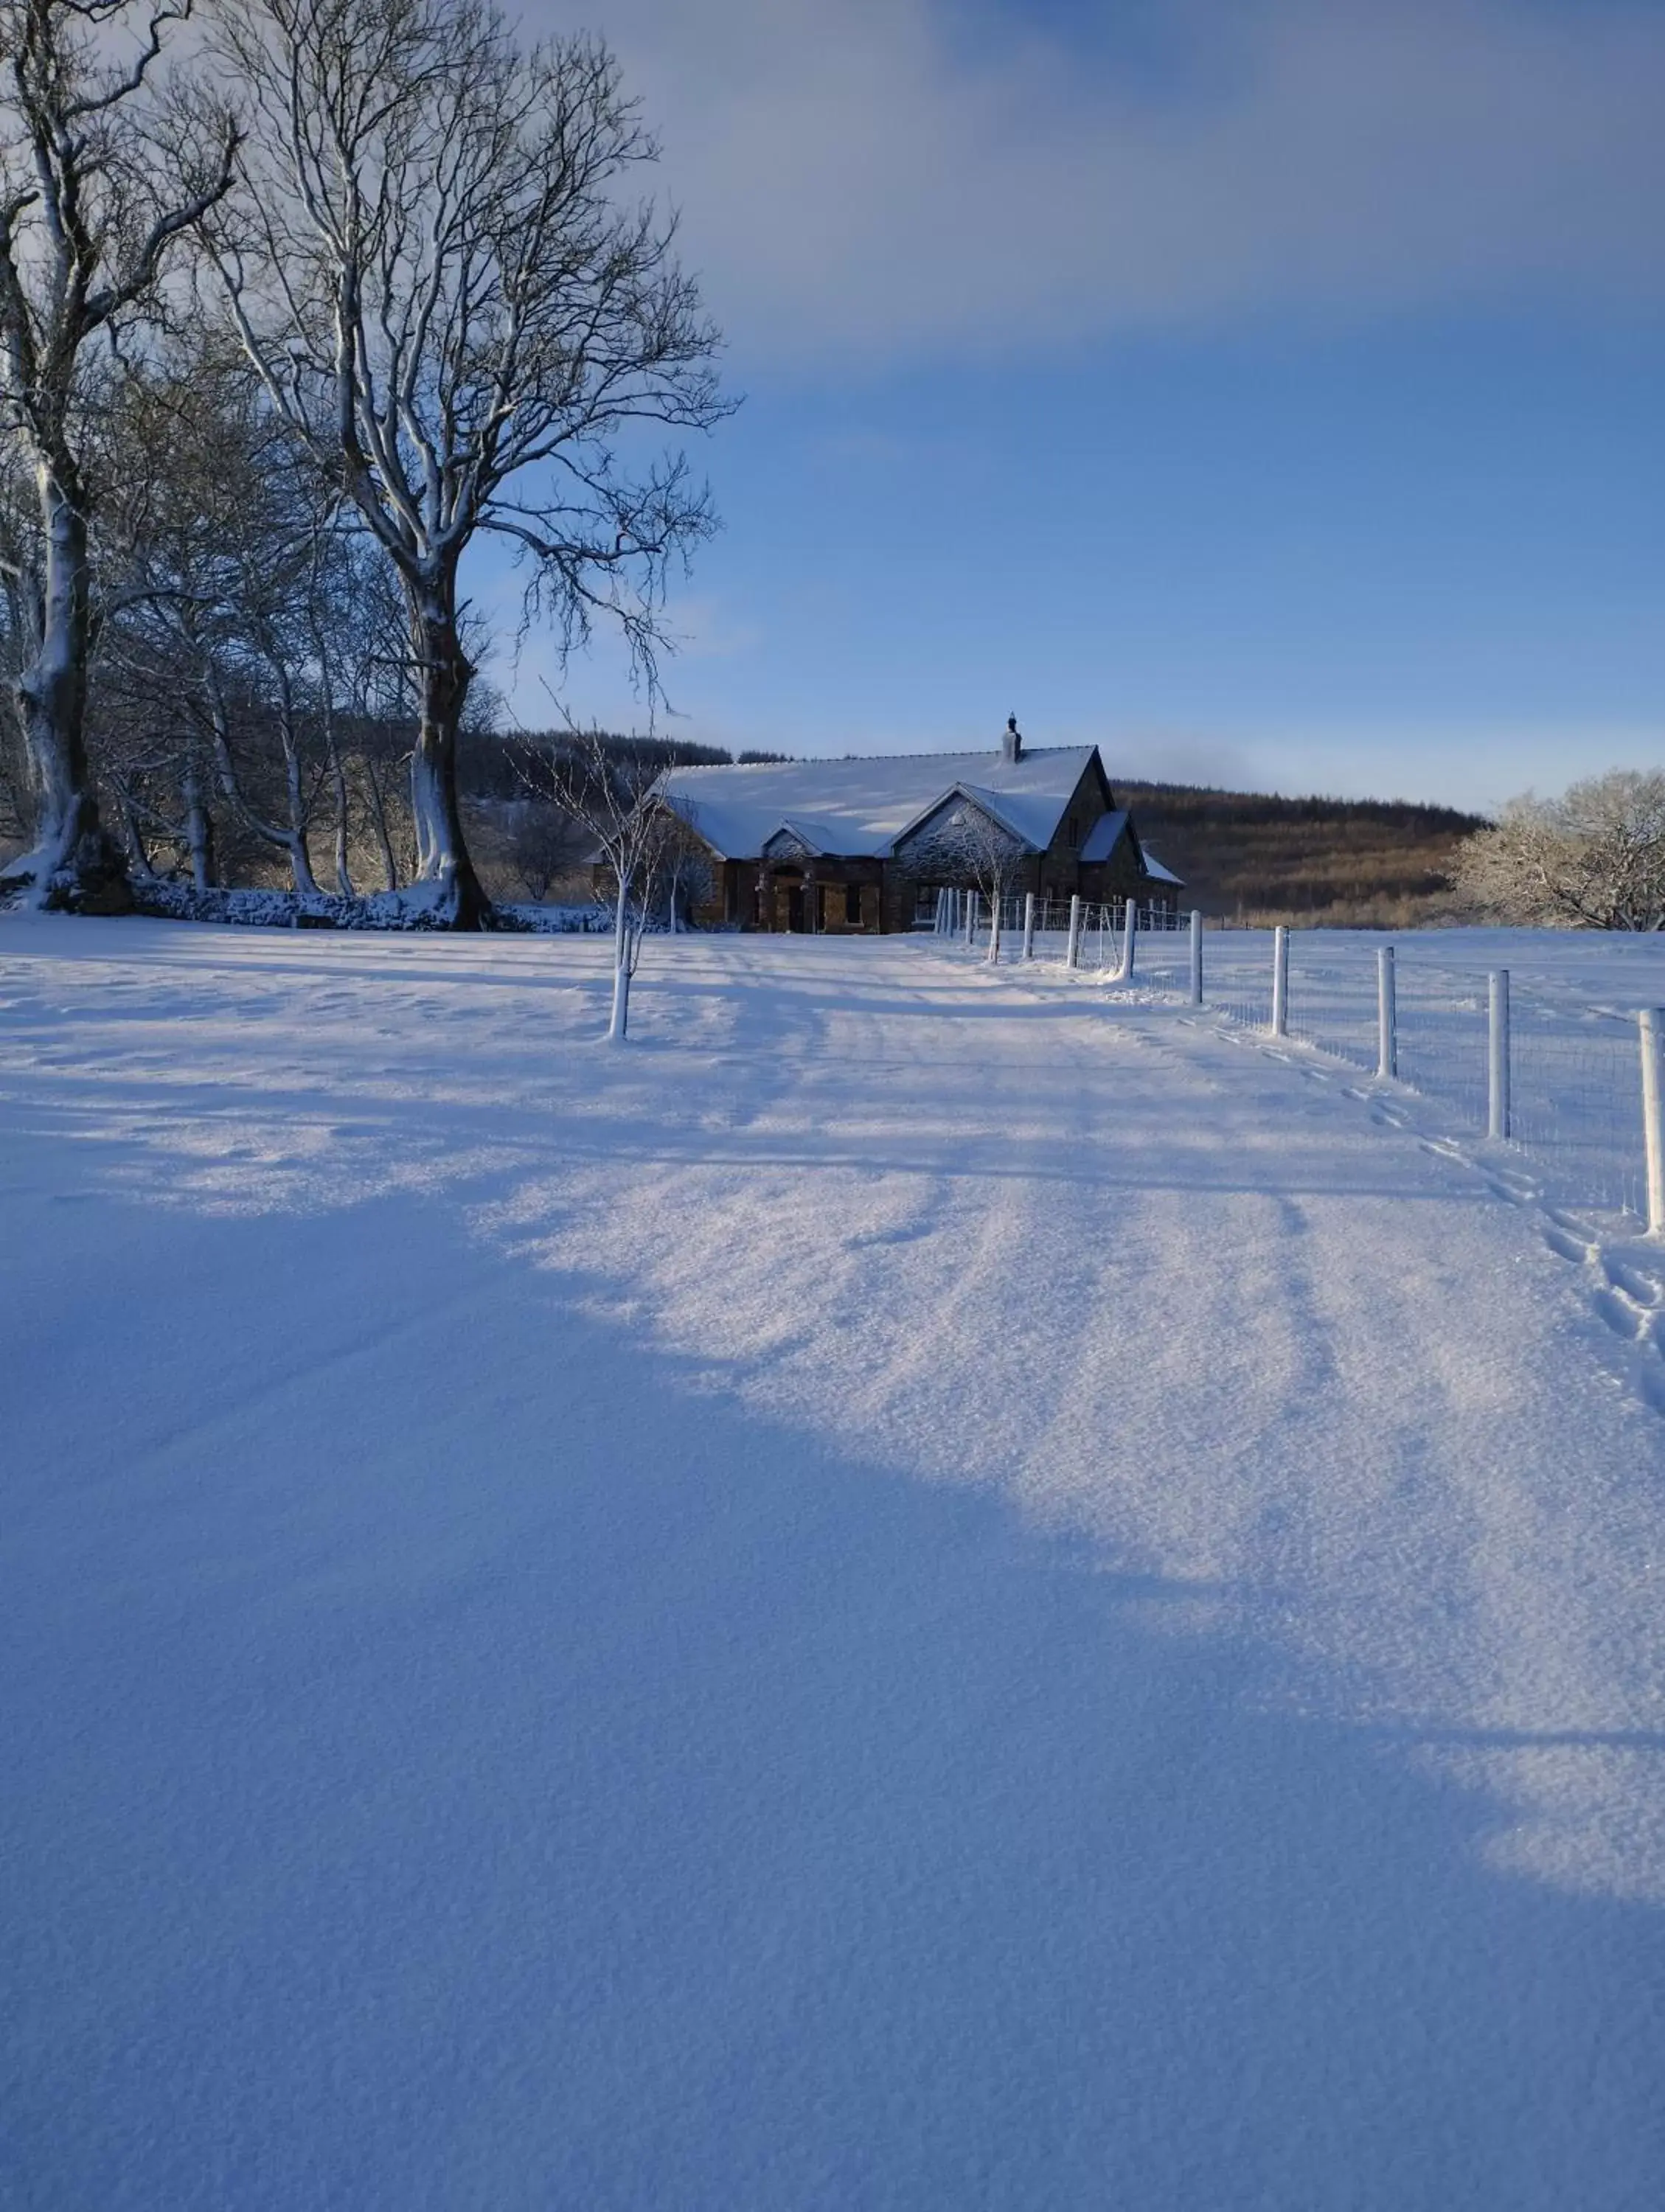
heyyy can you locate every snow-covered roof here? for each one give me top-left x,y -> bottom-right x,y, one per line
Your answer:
662,747 -> 1099,861
1079,810 -> 1129,863
1077,810 -> 1184,885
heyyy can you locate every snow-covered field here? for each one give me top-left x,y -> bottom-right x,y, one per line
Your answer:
1047,920 -> 1665,1222
4,917 -> 1665,2210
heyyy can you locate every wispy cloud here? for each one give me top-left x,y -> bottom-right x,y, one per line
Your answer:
571,0 -> 1665,364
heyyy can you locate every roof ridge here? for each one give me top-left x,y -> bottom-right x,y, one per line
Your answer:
667,742 -> 1091,775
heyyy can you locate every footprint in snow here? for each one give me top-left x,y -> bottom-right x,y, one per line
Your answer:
1543,1223 -> 1595,1266
1485,1169 -> 1539,1208
1606,1257 -> 1665,1309
1593,1289 -> 1646,1343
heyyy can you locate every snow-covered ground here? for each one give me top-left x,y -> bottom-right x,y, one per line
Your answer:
4,917 -> 1664,2210
1045,919 -> 1665,1222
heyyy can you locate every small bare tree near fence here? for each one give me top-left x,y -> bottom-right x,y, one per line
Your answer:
908,793 -> 1024,964
521,728 -> 688,1040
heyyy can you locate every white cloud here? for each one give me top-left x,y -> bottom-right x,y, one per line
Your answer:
552,0 -> 1665,364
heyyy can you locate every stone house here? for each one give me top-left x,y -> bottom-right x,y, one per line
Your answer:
659,720 -> 1182,933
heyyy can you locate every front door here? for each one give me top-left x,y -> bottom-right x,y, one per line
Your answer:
771,872 -> 804,931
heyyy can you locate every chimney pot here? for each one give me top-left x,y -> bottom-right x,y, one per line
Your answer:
1002,714 -> 1023,764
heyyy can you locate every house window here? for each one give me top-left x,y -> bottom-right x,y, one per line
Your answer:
1066,813 -> 1080,849
845,882 -> 861,926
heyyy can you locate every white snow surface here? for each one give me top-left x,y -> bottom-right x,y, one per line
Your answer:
4,917 -> 1665,2210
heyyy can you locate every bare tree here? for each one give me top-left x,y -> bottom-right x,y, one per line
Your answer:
903,789 -> 1026,962
100,332 -> 428,900
102,344 -> 324,889
0,0 -> 237,908
476,795 -> 590,905
199,0 -> 729,928
1455,769 -> 1665,931
526,728 -> 681,1040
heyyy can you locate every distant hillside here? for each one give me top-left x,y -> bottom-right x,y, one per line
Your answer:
1118,781 -> 1487,928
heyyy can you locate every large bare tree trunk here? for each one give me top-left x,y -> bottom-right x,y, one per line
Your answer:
362,756 -> 401,891
270,671 -> 320,897
319,701 -> 353,897
4,462 -> 129,911
204,677 -> 316,898
183,768 -> 217,894
408,583 -> 489,928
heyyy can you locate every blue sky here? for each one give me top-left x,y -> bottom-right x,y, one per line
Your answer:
500,0 -> 1665,813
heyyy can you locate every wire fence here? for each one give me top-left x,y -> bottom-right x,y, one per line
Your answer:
930,898 -> 1665,1232
1204,930 -> 1660,1227
930,888 -> 1189,976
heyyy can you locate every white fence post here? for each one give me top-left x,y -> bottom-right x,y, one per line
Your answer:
1066,894 -> 1082,971
1377,945 -> 1397,1081
1119,899 -> 1136,981
964,891 -> 977,949
1271,925 -> 1289,1037
1189,910 -> 1203,1006
1022,892 -> 1036,961
1641,1009 -> 1665,1237
1487,970 -> 1511,1141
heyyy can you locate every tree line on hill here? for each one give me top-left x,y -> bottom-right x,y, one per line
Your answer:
1126,771 -> 1665,931
0,0 -> 729,928
1119,782 -> 1488,928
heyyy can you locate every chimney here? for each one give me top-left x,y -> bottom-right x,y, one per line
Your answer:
1002,713 -> 1023,765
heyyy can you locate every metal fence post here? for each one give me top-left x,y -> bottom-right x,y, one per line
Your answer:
1487,970 -> 1511,1141
1641,1009 -> 1665,1236
1066,894 -> 1082,970
1189,910 -> 1203,1006
1022,892 -> 1036,961
1271,925 -> 1289,1037
1377,945 -> 1397,1080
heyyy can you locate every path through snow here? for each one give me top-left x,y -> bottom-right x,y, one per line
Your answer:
3,919 -> 1664,2209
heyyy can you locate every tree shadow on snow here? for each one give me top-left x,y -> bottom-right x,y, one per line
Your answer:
4,1186 -> 1664,2212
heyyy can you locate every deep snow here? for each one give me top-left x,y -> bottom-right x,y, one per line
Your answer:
3,917 -> 1664,2210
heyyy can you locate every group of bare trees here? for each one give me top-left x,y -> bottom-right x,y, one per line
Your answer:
0,0 -> 726,928
1456,770 -> 1665,932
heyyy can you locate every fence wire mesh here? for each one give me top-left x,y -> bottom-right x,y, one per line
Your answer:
1197,929 -> 1660,1227
932,891 -> 1192,981
929,906 -> 1661,1228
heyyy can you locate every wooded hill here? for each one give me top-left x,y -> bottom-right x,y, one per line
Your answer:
1119,782 -> 1487,928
